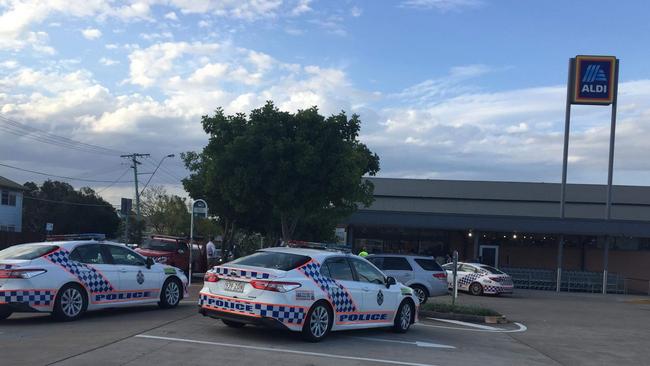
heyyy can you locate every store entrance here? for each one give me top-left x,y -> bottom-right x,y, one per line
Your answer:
479,245 -> 499,267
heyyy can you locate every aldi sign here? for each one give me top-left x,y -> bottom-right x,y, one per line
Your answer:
572,55 -> 617,105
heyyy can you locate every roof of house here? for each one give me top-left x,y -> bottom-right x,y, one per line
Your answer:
0,176 -> 25,191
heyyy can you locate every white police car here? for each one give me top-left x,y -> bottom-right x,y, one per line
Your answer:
442,262 -> 514,296
0,240 -> 188,321
199,247 -> 418,342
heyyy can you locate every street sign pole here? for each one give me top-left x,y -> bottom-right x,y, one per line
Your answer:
188,199 -> 208,286
452,250 -> 458,306
189,204 -> 194,285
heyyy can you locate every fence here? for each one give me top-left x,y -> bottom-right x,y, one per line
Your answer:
501,266 -> 627,294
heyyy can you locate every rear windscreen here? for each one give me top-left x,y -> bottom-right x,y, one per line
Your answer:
229,251 -> 310,271
0,244 -> 59,260
480,265 -> 505,274
414,258 -> 443,271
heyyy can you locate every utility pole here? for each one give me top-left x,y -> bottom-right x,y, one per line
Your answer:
121,153 -> 150,219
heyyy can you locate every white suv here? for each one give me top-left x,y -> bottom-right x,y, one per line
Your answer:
366,255 -> 448,304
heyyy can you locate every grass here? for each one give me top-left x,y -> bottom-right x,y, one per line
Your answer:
420,302 -> 501,317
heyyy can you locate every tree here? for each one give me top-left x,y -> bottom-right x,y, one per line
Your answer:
140,186 -> 191,236
182,101 -> 379,244
22,180 -> 120,236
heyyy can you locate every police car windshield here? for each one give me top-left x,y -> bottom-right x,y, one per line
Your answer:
229,251 -> 310,271
0,244 -> 59,260
140,239 -> 179,252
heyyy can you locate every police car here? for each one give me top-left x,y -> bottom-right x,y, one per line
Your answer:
0,239 -> 188,321
198,247 -> 418,342
442,262 -> 513,296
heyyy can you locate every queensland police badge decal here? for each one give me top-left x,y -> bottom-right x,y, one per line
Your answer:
137,270 -> 144,285
377,289 -> 384,305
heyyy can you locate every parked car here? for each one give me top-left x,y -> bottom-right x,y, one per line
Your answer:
199,247 -> 418,342
442,262 -> 513,296
366,254 -> 448,304
136,235 -> 208,274
0,239 -> 188,321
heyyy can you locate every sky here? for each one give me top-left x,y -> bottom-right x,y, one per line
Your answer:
2,0 -> 650,206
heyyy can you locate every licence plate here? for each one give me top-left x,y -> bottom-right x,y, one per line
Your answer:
223,280 -> 245,293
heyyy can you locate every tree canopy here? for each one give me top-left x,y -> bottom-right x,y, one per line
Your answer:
22,180 -> 120,236
182,101 -> 379,245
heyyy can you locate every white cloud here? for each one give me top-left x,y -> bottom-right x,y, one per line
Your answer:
81,28 -> 102,40
351,6 -> 363,17
99,57 -> 119,66
164,11 -> 178,20
291,0 -> 312,16
105,43 -> 119,49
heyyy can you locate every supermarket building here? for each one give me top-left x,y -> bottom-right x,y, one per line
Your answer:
342,177 -> 650,293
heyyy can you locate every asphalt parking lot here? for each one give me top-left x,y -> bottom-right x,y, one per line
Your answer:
2,285 -> 649,366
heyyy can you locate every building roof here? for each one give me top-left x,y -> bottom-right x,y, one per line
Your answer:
0,176 -> 25,191
344,177 -> 650,237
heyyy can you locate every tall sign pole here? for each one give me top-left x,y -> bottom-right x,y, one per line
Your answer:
561,55 -> 618,295
557,59 -> 575,292
188,199 -> 208,285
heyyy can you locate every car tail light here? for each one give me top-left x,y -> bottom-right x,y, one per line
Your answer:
0,269 -> 47,279
433,273 -> 447,280
250,280 -> 301,293
204,272 -> 220,283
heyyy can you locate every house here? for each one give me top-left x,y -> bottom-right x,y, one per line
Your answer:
0,176 -> 24,232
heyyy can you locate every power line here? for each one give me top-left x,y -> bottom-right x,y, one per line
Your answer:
0,162 -> 134,183
96,168 -> 132,194
23,195 -> 116,207
0,114 -> 127,156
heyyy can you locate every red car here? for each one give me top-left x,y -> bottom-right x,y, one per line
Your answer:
136,235 -> 208,273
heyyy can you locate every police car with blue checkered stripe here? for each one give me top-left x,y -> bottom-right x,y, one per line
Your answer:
199,246 -> 418,341
0,237 -> 188,321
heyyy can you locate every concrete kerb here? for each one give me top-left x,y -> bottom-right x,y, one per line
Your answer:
419,310 -> 508,324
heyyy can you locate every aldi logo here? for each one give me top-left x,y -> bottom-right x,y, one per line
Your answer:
572,55 -> 617,105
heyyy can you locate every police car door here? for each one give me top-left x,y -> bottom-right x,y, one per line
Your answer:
349,257 -> 397,325
68,244 -> 119,305
321,256 -> 364,325
104,245 -> 160,303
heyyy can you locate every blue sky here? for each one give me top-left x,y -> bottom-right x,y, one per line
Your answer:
2,0 -> 650,204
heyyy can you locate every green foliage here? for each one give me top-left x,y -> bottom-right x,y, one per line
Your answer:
22,180 -> 120,236
140,186 -> 191,236
182,101 -> 380,244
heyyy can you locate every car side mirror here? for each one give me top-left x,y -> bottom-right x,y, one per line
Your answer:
145,257 -> 154,269
178,249 -> 185,254
386,276 -> 397,289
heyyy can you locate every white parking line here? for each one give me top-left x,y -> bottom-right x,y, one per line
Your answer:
426,318 -> 500,330
416,322 -> 527,333
345,336 -> 455,349
135,334 -> 439,366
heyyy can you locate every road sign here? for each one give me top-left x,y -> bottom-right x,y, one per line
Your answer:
45,223 -> 53,232
120,198 -> 132,215
572,55 -> 617,105
192,199 -> 208,218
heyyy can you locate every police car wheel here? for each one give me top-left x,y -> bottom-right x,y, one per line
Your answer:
411,285 -> 428,305
302,301 -> 332,342
393,300 -> 414,333
469,282 -> 483,296
53,284 -> 87,321
0,306 -> 12,320
159,278 -> 182,308
222,319 -> 246,328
